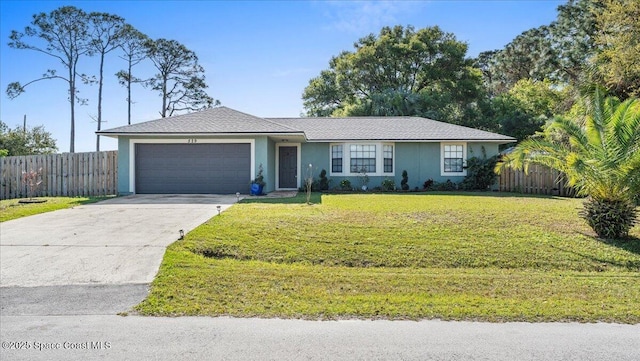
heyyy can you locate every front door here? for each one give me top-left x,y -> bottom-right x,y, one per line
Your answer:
279,146 -> 297,189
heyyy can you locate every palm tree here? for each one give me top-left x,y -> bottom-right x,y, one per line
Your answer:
496,88 -> 640,238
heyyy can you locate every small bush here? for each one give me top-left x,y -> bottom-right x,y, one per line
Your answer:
22,168 -> 43,199
401,170 -> 409,191
423,178 -> 434,190
432,179 -> 458,191
319,169 -> 329,191
356,168 -> 370,190
423,179 -> 460,191
251,164 -> 266,186
340,179 -> 352,191
580,198 -> 638,239
381,178 -> 396,191
461,148 -> 498,191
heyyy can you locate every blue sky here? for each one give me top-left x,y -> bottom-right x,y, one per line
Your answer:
0,0 -> 564,152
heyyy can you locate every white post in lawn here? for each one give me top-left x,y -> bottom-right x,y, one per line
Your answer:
305,163 -> 314,204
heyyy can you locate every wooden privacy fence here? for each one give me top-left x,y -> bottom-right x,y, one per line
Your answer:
499,164 -> 575,197
0,151 -> 118,200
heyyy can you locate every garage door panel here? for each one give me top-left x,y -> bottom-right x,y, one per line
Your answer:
220,170 -> 238,178
222,157 -> 244,166
135,143 -> 251,194
222,143 -> 240,152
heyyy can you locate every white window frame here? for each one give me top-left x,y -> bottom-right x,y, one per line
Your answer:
382,144 -> 394,174
441,142 -> 467,177
329,142 -> 395,176
349,144 -> 377,174
330,144 -> 344,174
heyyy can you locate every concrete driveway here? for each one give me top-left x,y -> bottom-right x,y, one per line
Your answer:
0,194 -> 238,287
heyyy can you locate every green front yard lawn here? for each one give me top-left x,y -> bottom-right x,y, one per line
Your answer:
0,196 -> 107,222
136,193 -> 640,323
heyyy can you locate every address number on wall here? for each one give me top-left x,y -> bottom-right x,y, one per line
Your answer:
187,139 -> 198,143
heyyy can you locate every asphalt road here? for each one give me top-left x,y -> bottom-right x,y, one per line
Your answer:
2,314 -> 639,361
2,285 -> 639,361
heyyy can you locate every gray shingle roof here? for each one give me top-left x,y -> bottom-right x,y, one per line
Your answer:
98,106 -> 300,134
268,117 -> 515,142
99,107 -> 515,143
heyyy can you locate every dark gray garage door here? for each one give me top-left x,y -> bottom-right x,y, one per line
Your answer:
135,143 -> 251,194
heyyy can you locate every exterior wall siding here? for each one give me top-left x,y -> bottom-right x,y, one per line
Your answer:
301,141 -> 501,191
117,137 -> 131,194
265,137 -> 276,192
300,143 -> 330,184
253,136 -> 270,192
468,142 -> 499,160
116,136 -> 503,195
396,143 -> 440,189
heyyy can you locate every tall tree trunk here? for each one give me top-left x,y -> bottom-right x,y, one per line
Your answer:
161,75 -> 167,117
127,58 -> 132,124
69,62 -> 75,153
96,52 -> 105,151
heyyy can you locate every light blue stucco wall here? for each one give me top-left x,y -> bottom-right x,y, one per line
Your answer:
265,137 -> 276,192
116,136 -> 502,194
301,141 -> 501,191
253,136 -> 273,192
300,143 -> 330,181
467,143 -> 499,161
117,137 -> 132,194
395,143 -> 438,189
396,142 -> 499,189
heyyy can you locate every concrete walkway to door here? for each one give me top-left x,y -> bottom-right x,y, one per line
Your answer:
0,194 -> 238,287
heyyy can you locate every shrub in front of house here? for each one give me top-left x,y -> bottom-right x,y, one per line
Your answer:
401,170 -> 409,191
423,179 -> 459,191
318,169 -> 329,191
423,178 -> 434,190
381,178 -> 395,191
339,179 -> 352,191
461,154 -> 499,191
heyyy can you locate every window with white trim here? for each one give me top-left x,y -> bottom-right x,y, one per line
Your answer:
350,144 -> 376,173
441,143 -> 467,176
383,145 -> 393,173
330,143 -> 394,176
331,145 -> 343,173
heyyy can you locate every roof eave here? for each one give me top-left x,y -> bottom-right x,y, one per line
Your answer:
96,131 -> 305,138
97,131 -> 514,144
305,138 -> 516,143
